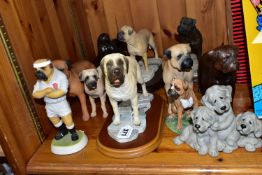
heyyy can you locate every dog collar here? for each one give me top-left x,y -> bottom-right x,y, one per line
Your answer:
33,60 -> 51,68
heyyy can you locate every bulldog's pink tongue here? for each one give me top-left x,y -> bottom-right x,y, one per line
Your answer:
114,79 -> 120,84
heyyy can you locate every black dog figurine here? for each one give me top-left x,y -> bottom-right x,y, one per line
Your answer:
95,33 -> 127,66
198,45 -> 239,95
176,17 -> 203,59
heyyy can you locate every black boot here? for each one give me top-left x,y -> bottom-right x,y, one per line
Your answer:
69,127 -> 79,141
55,123 -> 68,140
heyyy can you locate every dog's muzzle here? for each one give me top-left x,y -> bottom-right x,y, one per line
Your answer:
181,56 -> 193,71
117,31 -> 125,42
35,70 -> 48,81
167,88 -> 179,101
85,81 -> 97,91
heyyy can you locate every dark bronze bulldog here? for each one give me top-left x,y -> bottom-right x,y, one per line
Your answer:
198,45 -> 239,95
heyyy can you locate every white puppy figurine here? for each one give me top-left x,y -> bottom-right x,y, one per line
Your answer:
100,53 -> 148,125
201,85 -> 236,153
227,111 -> 262,152
80,67 -> 108,118
174,106 -> 224,157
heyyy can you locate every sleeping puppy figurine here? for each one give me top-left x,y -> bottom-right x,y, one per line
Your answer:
100,53 -> 148,125
168,78 -> 198,130
198,45 -> 239,95
162,43 -> 194,114
176,17 -> 203,59
117,25 -> 159,72
80,67 -> 108,118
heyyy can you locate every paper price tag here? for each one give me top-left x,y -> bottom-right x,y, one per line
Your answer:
117,125 -> 133,139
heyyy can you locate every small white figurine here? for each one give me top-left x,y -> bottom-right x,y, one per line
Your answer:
32,59 -> 87,155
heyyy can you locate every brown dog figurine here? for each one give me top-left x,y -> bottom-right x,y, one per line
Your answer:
52,60 -> 95,121
198,45 -> 239,95
167,78 -> 198,130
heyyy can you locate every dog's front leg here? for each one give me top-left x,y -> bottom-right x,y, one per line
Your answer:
89,96 -> 96,117
197,137 -> 208,155
109,98 -> 120,125
176,108 -> 183,130
141,83 -> 148,97
209,132 -> 219,157
131,95 -> 140,126
100,93 -> 108,118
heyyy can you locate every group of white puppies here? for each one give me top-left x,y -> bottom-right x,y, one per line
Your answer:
174,85 -> 262,156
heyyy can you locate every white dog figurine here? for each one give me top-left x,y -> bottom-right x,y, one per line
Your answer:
117,25 -> 158,72
226,111 -> 262,152
100,53 -> 148,126
174,106 -> 224,157
80,67 -> 108,118
201,85 -> 236,153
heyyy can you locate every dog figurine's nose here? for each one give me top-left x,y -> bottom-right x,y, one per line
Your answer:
194,124 -> 200,129
220,106 -> 226,110
241,124 -> 246,129
164,49 -> 172,59
113,68 -> 121,76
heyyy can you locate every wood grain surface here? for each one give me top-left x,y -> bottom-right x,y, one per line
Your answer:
26,85 -> 259,175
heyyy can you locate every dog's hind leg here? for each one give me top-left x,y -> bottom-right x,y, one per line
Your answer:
142,52 -> 149,72
100,93 -> 108,118
136,62 -> 148,97
148,36 -> 158,58
79,93 -> 90,121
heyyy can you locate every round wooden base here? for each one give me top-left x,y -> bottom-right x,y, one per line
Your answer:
96,95 -> 164,159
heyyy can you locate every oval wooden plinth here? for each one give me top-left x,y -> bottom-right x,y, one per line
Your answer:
97,95 -> 164,159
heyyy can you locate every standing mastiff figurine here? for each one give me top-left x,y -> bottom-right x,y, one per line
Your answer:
117,25 -> 159,72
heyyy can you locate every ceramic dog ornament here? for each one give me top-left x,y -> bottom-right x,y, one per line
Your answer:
117,25 -> 159,72
32,59 -> 87,155
100,53 -> 153,143
165,78 -> 198,132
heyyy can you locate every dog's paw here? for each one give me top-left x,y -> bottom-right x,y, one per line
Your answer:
209,149 -> 219,157
245,144 -> 256,152
223,145 -> 234,153
91,112 -> 97,117
217,141 -> 226,151
113,118 -> 120,125
173,137 -> 183,145
82,114 -> 90,121
198,147 -> 208,156
133,118 -> 141,126
103,112 -> 108,118
192,143 -> 200,151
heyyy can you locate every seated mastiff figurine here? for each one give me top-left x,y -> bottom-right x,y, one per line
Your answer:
32,59 -> 79,141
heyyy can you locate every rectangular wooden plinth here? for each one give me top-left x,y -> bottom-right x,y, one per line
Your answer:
27,85 -> 262,174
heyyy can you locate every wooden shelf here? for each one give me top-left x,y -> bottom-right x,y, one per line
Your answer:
27,85 -> 261,174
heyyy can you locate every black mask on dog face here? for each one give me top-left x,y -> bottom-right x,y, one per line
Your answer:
168,88 -> 180,103
35,70 -> 48,81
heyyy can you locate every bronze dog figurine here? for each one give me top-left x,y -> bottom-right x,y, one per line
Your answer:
198,45 -> 239,95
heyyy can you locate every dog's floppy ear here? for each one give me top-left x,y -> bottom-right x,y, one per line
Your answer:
255,118 -> 262,138
96,66 -> 102,78
223,85 -> 232,102
124,56 -> 129,74
201,94 -> 213,110
79,70 -> 85,82
100,59 -> 106,82
128,28 -> 134,35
